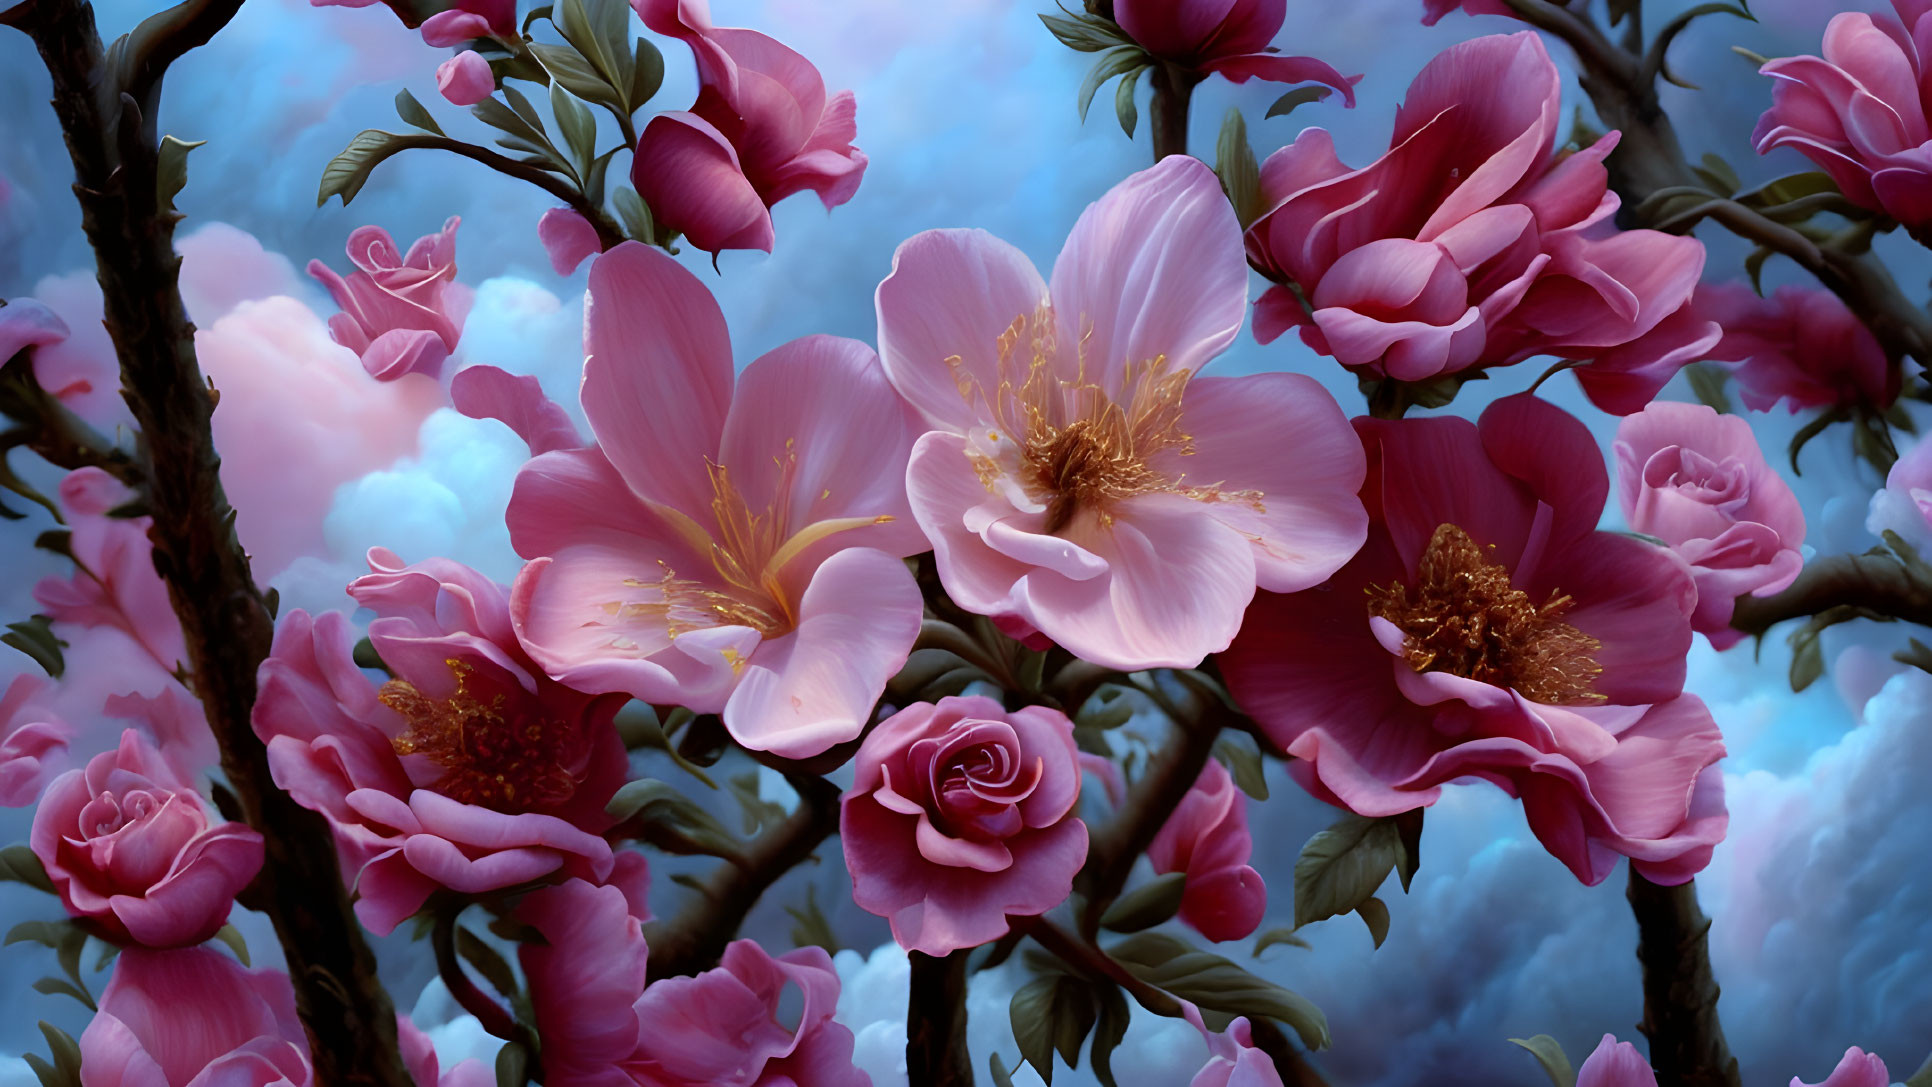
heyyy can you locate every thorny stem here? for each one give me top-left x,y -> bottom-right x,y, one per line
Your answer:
1730,552 -> 1932,635
431,901 -> 544,1081
1628,871 -> 1741,1087
4,0 -> 413,1083
0,352 -> 141,486
906,950 -> 975,1087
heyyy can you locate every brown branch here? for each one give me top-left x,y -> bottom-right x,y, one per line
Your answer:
642,774 -> 841,981
0,353 -> 141,485
1149,65 -> 1196,163
8,2 -> 410,1083
1628,871 -> 1741,1087
1017,916 -> 1185,1018
1247,1019 -> 1333,1087
117,0 -> 246,104
1730,552 -> 1932,636
906,950 -> 975,1087
380,134 -> 626,251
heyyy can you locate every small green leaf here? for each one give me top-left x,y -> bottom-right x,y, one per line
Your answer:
1393,808 -> 1423,894
530,41 -> 627,113
613,187 -> 656,244
1110,931 -> 1329,1049
1100,871 -> 1188,933
1039,11 -> 1131,52
1077,48 -> 1147,123
551,84 -> 597,175
785,885 -> 842,955
1010,973 -> 1099,1084
1264,85 -> 1329,120
606,779 -> 744,862
495,1041 -> 529,1087
1510,1035 -> 1578,1087
0,843 -> 56,894
458,926 -> 520,999
1213,736 -> 1268,802
394,89 -> 445,136
2,614 -> 66,680
1251,927 -> 1310,958
1214,108 -> 1262,229
1786,408 -> 1844,476
629,37 -> 665,111
1075,684 -> 1137,731
1788,622 -> 1826,693
31,977 -> 93,1011
317,129 -> 415,207
988,1052 -> 1018,1087
1114,67 -> 1141,139
1902,1050 -> 1932,1087
1356,896 -> 1390,949
1293,813 -> 1399,928
212,923 -> 250,966
157,135 -> 206,212
27,1023 -> 81,1087
1684,363 -> 1733,414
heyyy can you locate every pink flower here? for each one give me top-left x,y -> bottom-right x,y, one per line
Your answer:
630,0 -> 866,253
1754,2 -> 1932,233
450,364 -> 582,456
1189,1017 -> 1283,1087
1696,283 -> 1897,412
516,879 -> 651,1087
35,468 -> 187,683
252,552 -> 627,935
80,948 -> 310,1087
1875,434 -> 1932,545
436,51 -> 496,106
1147,759 -> 1266,942
508,242 -> 926,759
0,296 -> 70,372
1616,402 -> 1806,650
420,0 -> 511,45
840,695 -> 1087,954
1111,0 -> 1357,100
0,675 -> 70,806
1246,33 -> 1716,413
306,218 -> 470,381
31,729 -> 263,948
538,207 -> 602,275
1792,1048 -> 1891,1087
104,686 -> 221,789
878,154 -> 1367,670
1219,395 -> 1728,886
1575,1035 -> 1656,1087
399,1017 -> 492,1087
1419,0 -> 1511,25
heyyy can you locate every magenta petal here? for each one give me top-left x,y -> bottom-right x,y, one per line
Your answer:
449,364 -> 581,456
631,112 -> 775,254
1575,1034 -> 1657,1087
536,208 -> 602,276
1205,53 -> 1359,106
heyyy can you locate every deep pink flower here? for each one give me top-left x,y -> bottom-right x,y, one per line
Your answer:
306,218 -> 470,381
1246,33 -> 1716,413
538,207 -> 602,275
1616,402 -> 1806,650
420,0 -> 512,45
35,468 -> 187,682
80,948 -> 309,1087
32,730 -> 262,949
630,0 -> 866,253
1111,0 -> 1357,101
437,51 -> 496,106
252,551 -> 627,935
0,675 -> 70,807
878,155 -> 1366,670
1220,395 -> 1727,886
1793,1048 -> 1891,1087
508,242 -> 925,759
1147,759 -> 1266,942
841,695 -> 1086,954
1696,283 -> 1897,412
1575,1035 -> 1656,1087
1754,1 -> 1932,233
450,364 -> 582,456
517,879 -> 652,1087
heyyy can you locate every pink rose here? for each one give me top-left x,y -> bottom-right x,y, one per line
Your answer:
1696,283 -> 1897,413
31,729 -> 263,948
1220,395 -> 1728,886
1755,1 -> 1932,234
0,675 -> 70,806
306,218 -> 470,381
1246,33 -> 1716,413
436,51 -> 496,107
841,695 -> 1087,954
80,948 -> 310,1087
1575,1035 -> 1656,1087
1616,402 -> 1806,650
1793,1048 -> 1891,1087
1112,0 -> 1357,100
630,0 -> 866,254
1147,759 -> 1267,942
252,551 -> 627,935
1189,1017 -> 1282,1087
35,468 -> 188,684
878,154 -> 1367,671
508,242 -> 926,759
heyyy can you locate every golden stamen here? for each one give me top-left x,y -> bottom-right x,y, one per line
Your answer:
384,659 -> 581,813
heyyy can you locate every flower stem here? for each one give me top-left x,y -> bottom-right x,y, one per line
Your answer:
1149,65 -> 1197,162
907,949 -> 975,1087
431,900 -> 544,1081
1627,871 -> 1741,1087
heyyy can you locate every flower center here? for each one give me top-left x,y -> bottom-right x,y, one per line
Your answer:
384,659 -> 581,813
1366,523 -> 1604,705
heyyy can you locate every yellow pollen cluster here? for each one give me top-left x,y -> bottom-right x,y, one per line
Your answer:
1365,523 -> 1605,706
384,659 -> 580,813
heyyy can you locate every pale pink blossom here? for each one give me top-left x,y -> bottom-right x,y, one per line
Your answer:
1148,759 -> 1266,942
1696,283 -> 1896,412
1575,1035 -> 1656,1087
1616,402 -> 1806,650
538,207 -> 602,275
252,552 -> 627,934
1793,1048 -> 1891,1087
1874,434 -> 1932,547
436,51 -> 496,106
32,730 -> 263,948
1112,0 -> 1357,100
1220,395 -> 1726,885
307,218 -> 471,381
80,948 -> 309,1087
630,0 -> 866,253
1755,1 -> 1932,234
104,686 -> 220,788
878,154 -> 1366,669
0,297 -> 70,371
35,468 -> 187,682
0,675 -> 71,807
508,242 -> 925,759
1246,33 -> 1716,413
1184,1006 -> 1282,1087
841,695 -> 1086,955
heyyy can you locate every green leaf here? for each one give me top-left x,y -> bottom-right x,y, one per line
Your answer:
394,89 -> 445,136
1690,151 -> 1743,196
1788,621 -> 1826,693
0,843 -> 56,894
613,187 -> 656,244
550,84 -> 597,175
3,615 -> 67,679
26,1023 -> 80,1087
1737,170 -> 1837,209
1684,363 -> 1733,414
1075,684 -> 1137,731
6,919 -> 72,949
1744,244 -> 1773,295
1264,85 -> 1328,120
1356,896 -> 1390,949
520,4 -> 553,33
1077,48 -> 1147,123
31,977 -> 93,1010
501,84 -> 550,138
629,37 -> 665,111
1895,637 -> 1932,676
1251,927 -> 1310,958
317,129 -> 415,207
495,1041 -> 529,1087
1100,871 -> 1188,933
605,779 -> 744,862
1213,736 -> 1268,801
1510,1035 -> 1578,1087
1088,983 -> 1129,1087
1039,11 -> 1131,52
1902,1050 -> 1932,1087
1215,108 -> 1262,229
727,770 -> 787,834
1393,808 -> 1423,894
1110,932 -> 1330,1048
157,135 -> 206,212
458,926 -> 520,999
988,1053 -> 1018,1087
785,884 -> 842,954
530,41 -> 627,113
1010,973 -> 1098,1084
1786,408 -> 1844,476
212,923 -> 250,966
1293,813 -> 1399,928
555,0 -> 630,88
1114,67 -> 1140,139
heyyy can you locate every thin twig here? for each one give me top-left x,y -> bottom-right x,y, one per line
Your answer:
1017,916 -> 1184,1018
431,899 -> 544,1080
379,133 -> 626,250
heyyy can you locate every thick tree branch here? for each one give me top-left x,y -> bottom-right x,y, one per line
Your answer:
1628,871 -> 1741,1087
8,2 -> 409,1083
1730,552 -> 1932,636
907,950 -> 975,1087
642,774 -> 841,981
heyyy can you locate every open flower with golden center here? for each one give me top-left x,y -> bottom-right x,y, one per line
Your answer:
508,242 -> 928,759
1220,395 -> 1728,886
876,155 -> 1368,670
